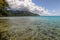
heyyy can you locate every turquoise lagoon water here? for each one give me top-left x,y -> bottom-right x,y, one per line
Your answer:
0,16 -> 60,40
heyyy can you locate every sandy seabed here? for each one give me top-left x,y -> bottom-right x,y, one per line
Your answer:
0,17 -> 60,40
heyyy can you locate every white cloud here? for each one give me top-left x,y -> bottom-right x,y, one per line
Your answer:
52,10 -> 56,13
5,0 -> 51,16
47,10 -> 59,16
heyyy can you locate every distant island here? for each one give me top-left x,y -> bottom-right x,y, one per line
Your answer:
0,0 -> 39,17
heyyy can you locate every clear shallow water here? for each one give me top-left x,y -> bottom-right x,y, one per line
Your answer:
0,16 -> 60,40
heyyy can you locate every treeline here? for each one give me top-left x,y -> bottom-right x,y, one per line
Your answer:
0,0 -> 10,17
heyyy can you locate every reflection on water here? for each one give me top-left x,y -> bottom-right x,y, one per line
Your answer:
0,17 -> 60,40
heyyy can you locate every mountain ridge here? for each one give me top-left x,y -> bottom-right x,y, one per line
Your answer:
0,0 -> 39,16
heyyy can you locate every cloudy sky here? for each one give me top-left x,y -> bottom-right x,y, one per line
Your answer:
6,0 -> 60,16
32,0 -> 60,16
